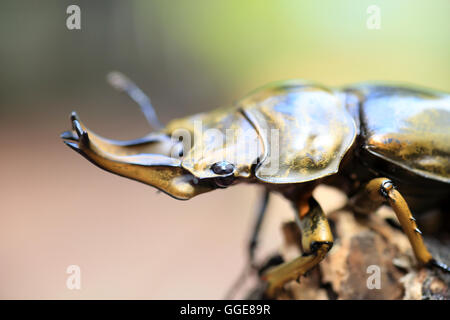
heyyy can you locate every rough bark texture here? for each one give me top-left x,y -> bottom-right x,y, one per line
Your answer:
248,206 -> 450,300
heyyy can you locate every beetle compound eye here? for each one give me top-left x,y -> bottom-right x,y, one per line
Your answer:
211,161 -> 235,175
214,175 -> 235,188
211,161 -> 236,188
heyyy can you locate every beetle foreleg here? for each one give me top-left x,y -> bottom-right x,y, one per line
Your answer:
354,177 -> 449,272
262,197 -> 333,298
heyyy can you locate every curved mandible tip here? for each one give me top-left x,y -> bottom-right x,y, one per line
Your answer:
106,71 -> 163,131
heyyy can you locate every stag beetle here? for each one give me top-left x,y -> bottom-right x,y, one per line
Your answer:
61,72 -> 450,297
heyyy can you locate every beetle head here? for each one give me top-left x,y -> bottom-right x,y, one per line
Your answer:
164,106 -> 264,192
61,107 -> 263,200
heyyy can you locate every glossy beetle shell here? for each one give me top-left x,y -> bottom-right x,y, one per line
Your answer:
164,81 -> 357,184
240,81 -> 356,184
350,84 -> 450,184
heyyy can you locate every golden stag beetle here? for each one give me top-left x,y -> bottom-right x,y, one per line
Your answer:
61,73 -> 450,297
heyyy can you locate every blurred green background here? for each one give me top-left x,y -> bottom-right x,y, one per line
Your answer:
0,0 -> 449,299
1,0 -> 449,122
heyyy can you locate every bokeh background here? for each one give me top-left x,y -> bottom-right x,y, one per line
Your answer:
0,0 -> 449,299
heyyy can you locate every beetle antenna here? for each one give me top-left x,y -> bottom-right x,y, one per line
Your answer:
107,71 -> 163,131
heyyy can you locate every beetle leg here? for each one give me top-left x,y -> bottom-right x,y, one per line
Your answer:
353,177 -> 449,272
249,189 -> 271,267
262,197 -> 333,298
223,189 -> 271,299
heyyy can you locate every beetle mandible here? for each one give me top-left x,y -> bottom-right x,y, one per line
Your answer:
61,72 -> 450,297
